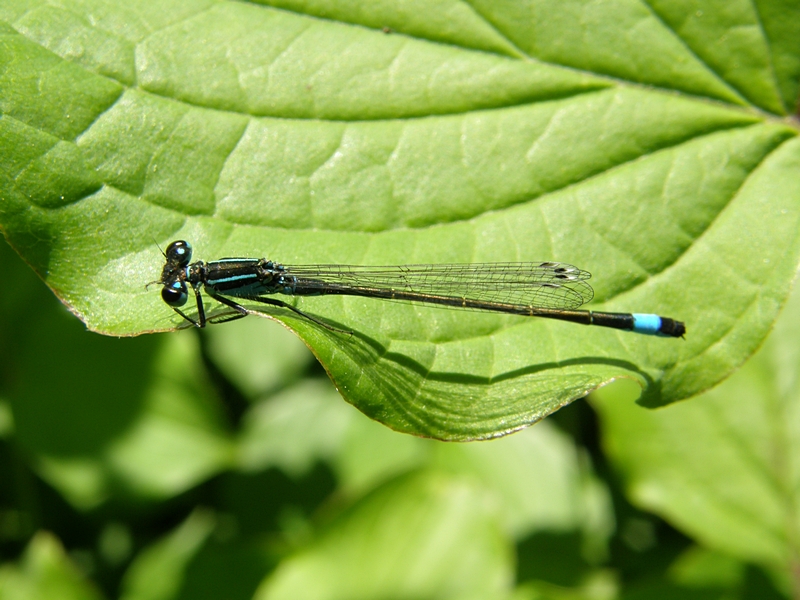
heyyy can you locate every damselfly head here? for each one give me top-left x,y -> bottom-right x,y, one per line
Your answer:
147,240 -> 193,292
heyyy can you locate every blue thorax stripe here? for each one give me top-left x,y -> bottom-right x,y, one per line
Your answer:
207,273 -> 259,286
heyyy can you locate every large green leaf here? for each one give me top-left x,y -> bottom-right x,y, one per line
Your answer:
2,1 -> 799,439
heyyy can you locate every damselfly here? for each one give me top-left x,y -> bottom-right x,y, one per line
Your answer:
154,240 -> 685,337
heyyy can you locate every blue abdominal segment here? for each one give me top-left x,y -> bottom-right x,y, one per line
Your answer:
632,313 -> 664,336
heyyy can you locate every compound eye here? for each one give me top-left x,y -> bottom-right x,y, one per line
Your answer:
162,281 -> 188,307
166,240 -> 192,266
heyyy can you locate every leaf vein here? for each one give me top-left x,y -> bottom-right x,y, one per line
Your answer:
638,0 -> 749,105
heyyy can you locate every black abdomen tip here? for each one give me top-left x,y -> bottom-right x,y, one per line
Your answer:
660,318 -> 686,338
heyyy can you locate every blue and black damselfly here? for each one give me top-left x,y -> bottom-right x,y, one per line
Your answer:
154,240 -> 685,337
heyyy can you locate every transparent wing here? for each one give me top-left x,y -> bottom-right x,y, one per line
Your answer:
281,262 -> 594,310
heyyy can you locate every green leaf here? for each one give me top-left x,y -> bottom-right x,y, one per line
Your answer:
2,1 -> 800,439
253,471 -> 513,600
669,546 -> 745,590
119,509 -> 216,600
237,378 -> 354,476
0,532 -> 104,600
430,423 -> 613,547
120,508 -> 275,600
204,316 -> 314,399
591,278 -> 800,593
15,325 -> 234,508
468,0 -> 800,113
